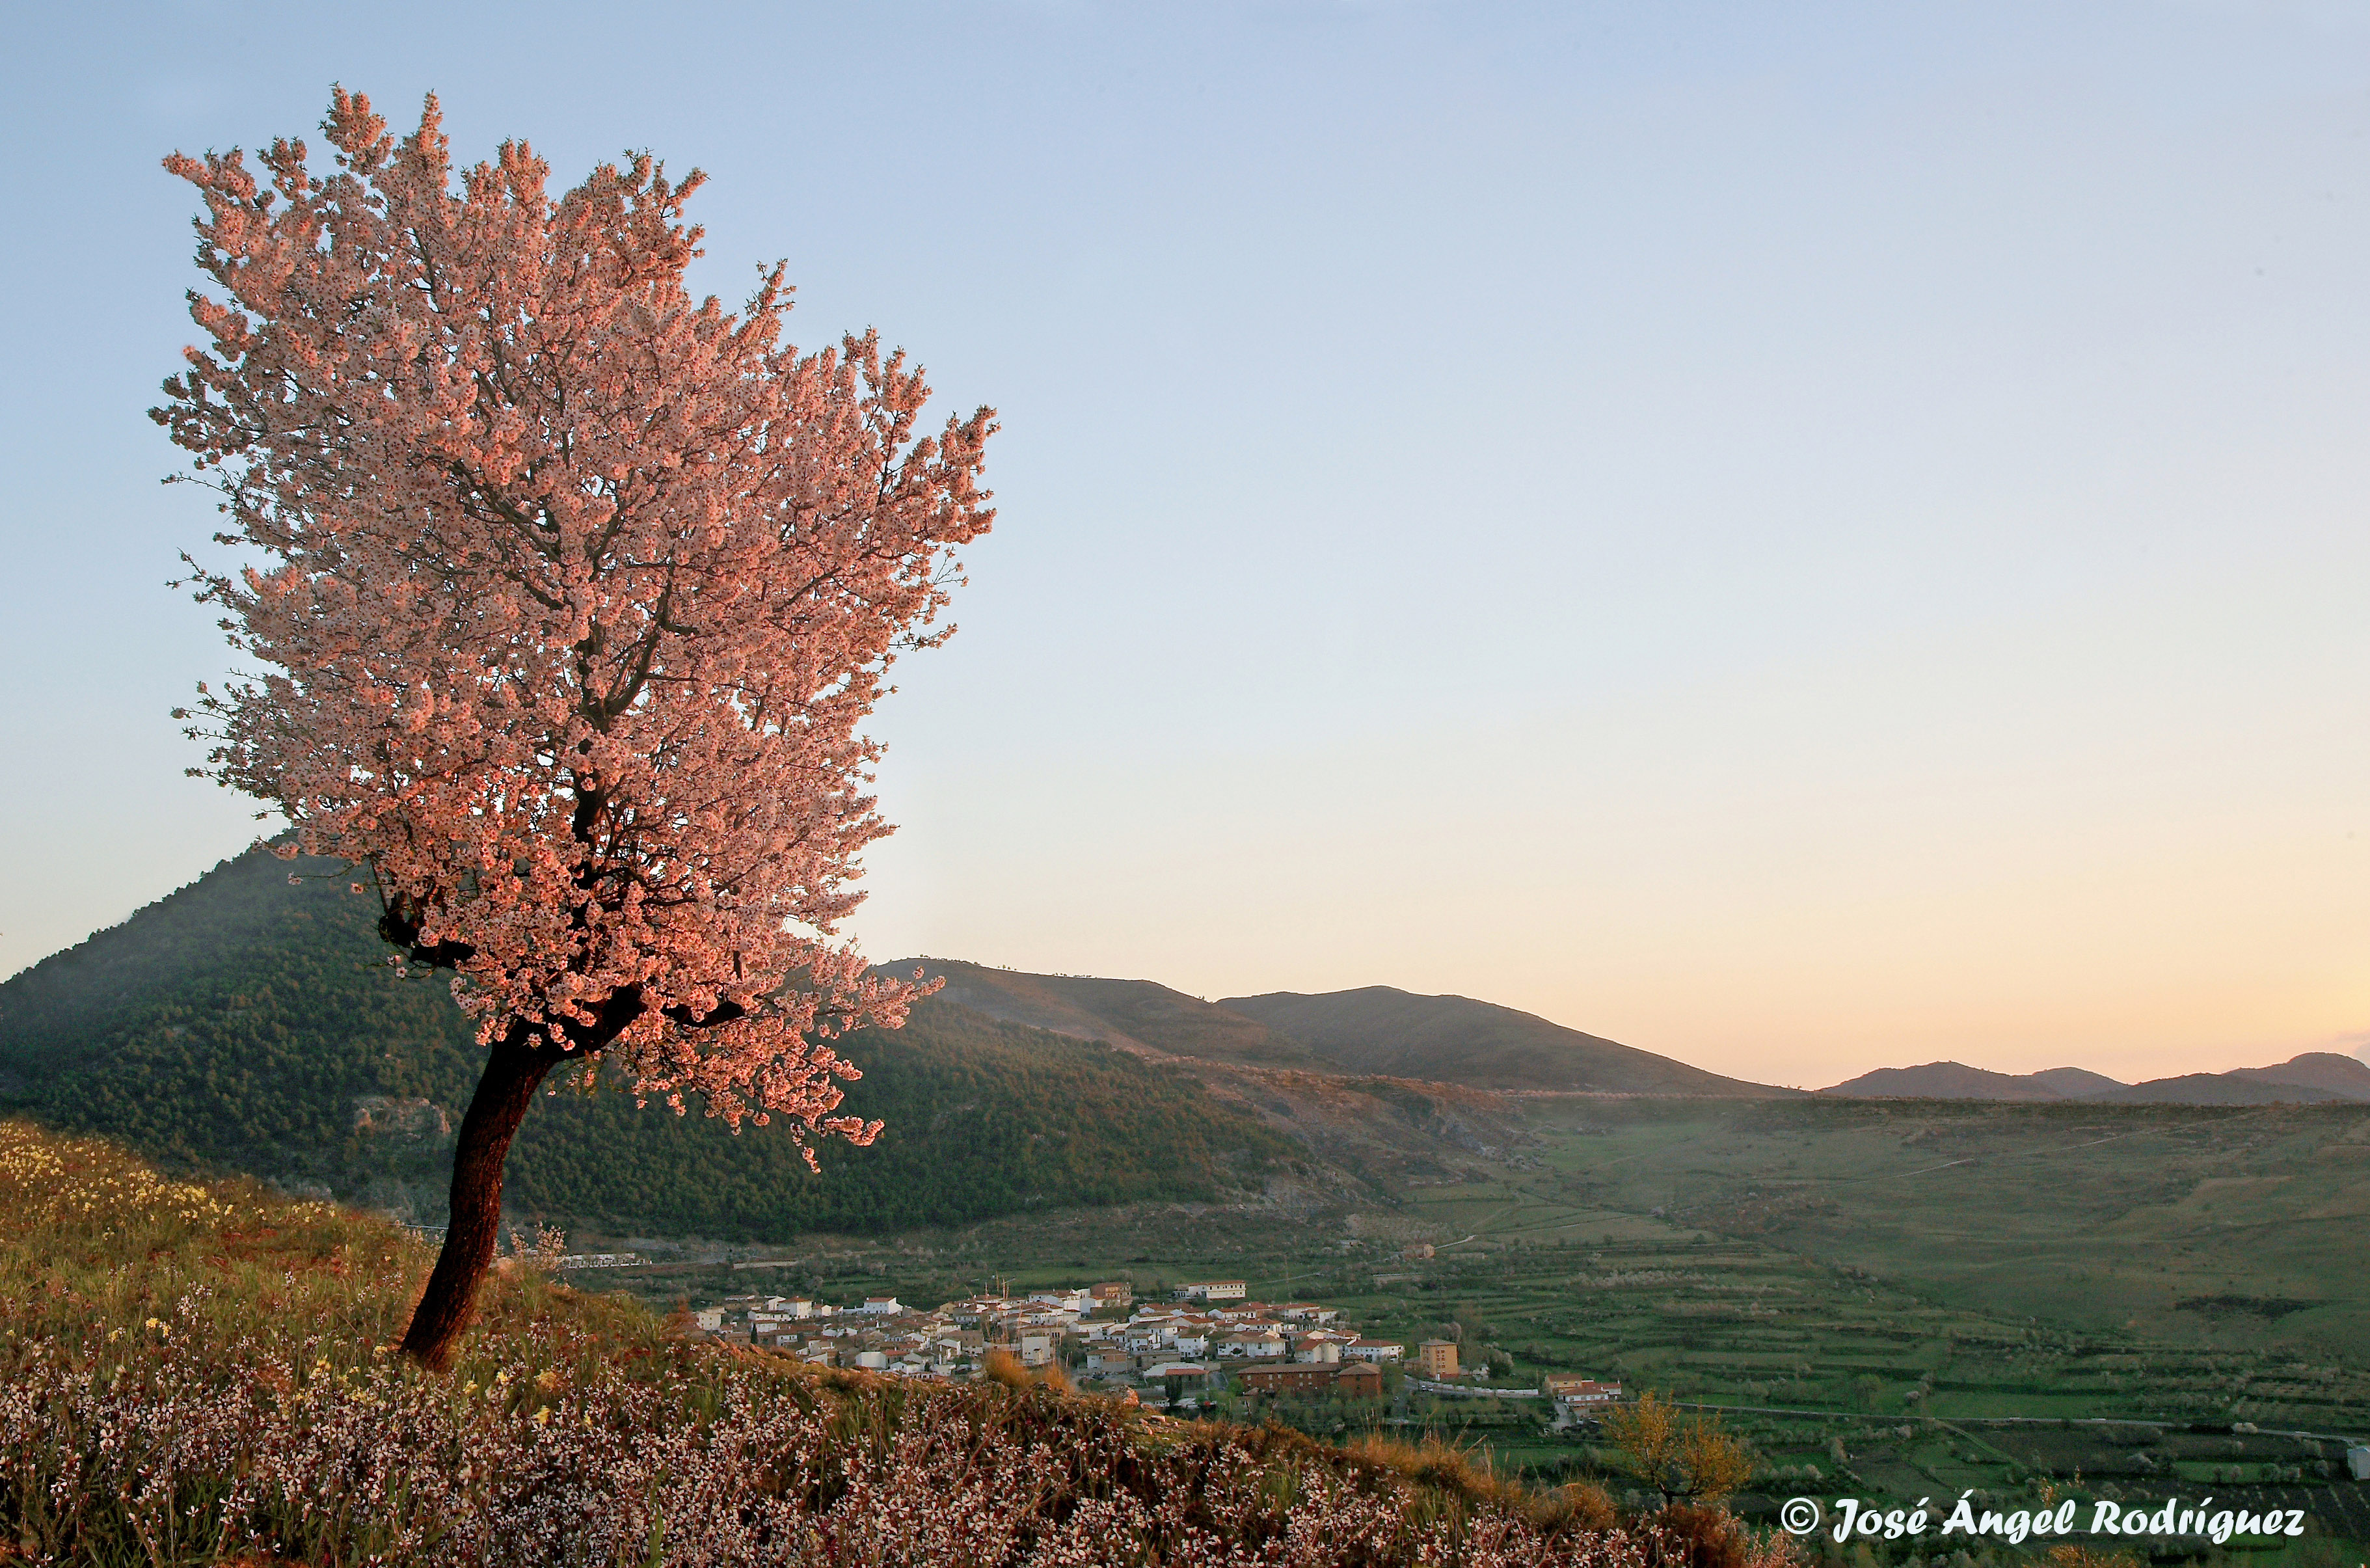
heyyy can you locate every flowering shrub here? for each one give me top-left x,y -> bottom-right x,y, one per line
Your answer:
0,1341 -> 1685,1565
0,1123 -> 1801,1567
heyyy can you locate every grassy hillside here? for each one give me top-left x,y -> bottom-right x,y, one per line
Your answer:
0,1120 -> 1681,1567
1220,988 -> 1789,1098
895,958 -> 1328,1069
0,849 -> 1293,1238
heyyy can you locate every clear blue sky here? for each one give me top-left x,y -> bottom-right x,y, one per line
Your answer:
4,1 -> 2365,1087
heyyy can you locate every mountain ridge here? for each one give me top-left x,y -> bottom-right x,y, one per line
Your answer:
1219,985 -> 1795,1098
1820,1051 -> 2370,1105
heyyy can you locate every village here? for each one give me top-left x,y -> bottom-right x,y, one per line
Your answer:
686,1276 -> 1624,1422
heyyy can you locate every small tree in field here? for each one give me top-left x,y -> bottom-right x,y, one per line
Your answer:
1601,1392 -> 1755,1507
155,90 -> 994,1370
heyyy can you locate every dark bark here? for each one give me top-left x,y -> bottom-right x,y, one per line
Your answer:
398,1025 -> 559,1372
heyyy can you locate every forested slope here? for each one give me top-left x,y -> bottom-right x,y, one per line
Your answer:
0,850 -> 1290,1237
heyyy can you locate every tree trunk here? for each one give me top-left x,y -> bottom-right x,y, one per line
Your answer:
398,1027 -> 558,1372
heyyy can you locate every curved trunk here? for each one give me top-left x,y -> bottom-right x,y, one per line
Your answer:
398,1027 -> 558,1371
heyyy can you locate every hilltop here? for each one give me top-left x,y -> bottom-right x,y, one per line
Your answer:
1219,986 -> 1792,1098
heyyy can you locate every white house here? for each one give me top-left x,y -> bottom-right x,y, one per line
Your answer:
1220,1332 -> 1287,1359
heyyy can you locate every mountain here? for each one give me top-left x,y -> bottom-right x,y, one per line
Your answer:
2228,1051 -> 2370,1100
885,959 -> 1327,1069
1216,986 -> 1792,1096
0,849 -> 1293,1238
883,961 -> 1567,1190
1818,1062 -> 2068,1100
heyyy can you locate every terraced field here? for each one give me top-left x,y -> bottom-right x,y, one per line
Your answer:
1502,1096 -> 2370,1362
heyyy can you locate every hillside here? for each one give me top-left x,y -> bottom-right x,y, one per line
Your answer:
1219,986 -> 1790,1097
0,1120 -> 1647,1567
888,958 -> 1327,1069
0,849 -> 1293,1237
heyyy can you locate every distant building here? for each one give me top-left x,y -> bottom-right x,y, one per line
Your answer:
1294,1336 -> 1341,1365
1544,1375 -> 1622,1406
1344,1339 -> 1403,1362
1418,1340 -> 1459,1379
1090,1282 -> 1133,1311
1235,1361 -> 1384,1398
1401,1243 -> 1435,1260
861,1296 -> 903,1315
1176,1281 -> 1247,1302
1234,1362 -> 1347,1395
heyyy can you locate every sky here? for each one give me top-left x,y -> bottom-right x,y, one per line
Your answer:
2,1 -> 2365,1090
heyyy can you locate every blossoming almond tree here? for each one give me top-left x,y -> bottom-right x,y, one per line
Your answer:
155,90 -> 994,1371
